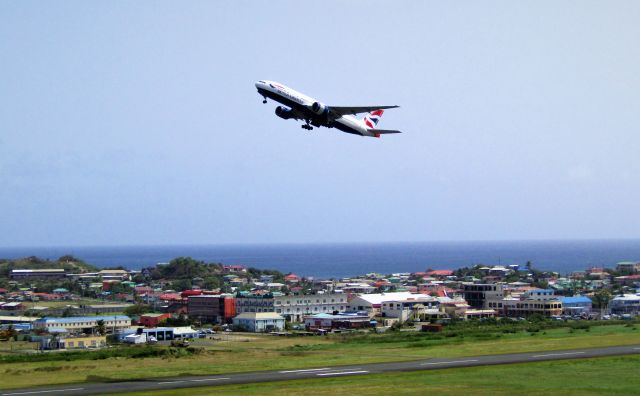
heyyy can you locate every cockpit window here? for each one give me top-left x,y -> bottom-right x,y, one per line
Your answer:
258,80 -> 265,83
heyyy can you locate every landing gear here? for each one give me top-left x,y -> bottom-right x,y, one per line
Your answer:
301,120 -> 313,130
262,96 -> 267,104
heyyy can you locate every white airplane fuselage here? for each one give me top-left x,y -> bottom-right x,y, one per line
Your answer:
255,80 -> 376,137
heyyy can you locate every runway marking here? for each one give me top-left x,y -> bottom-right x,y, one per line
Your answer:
3,389 -> 84,395
189,378 -> 230,382
279,368 -> 332,373
157,381 -> 186,384
420,359 -> 479,366
532,352 -> 586,358
317,370 -> 369,376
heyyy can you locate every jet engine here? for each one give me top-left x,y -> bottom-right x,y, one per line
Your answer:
275,106 -> 293,120
311,101 -> 329,115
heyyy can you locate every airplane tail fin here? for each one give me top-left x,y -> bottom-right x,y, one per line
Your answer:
362,109 -> 384,129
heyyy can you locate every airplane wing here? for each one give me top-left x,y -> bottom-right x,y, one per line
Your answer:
330,105 -> 399,116
368,129 -> 402,134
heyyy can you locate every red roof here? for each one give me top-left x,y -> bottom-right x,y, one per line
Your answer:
426,270 -> 454,276
159,293 -> 182,301
285,274 -> 300,280
181,290 -> 203,298
0,288 -> 8,293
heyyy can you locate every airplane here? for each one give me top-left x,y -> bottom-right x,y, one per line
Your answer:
255,80 -> 401,138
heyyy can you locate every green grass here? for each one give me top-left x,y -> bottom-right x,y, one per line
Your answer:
1,324 -> 638,390
111,355 -> 640,396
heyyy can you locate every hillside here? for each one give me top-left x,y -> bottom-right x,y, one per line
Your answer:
0,255 -> 98,278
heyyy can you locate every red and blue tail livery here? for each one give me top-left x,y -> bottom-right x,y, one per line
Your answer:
255,80 -> 402,138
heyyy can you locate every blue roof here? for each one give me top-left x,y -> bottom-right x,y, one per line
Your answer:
37,315 -> 130,324
560,296 -> 592,304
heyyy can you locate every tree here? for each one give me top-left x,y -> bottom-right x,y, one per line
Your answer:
96,320 -> 106,335
592,289 -> 611,310
124,304 -> 152,316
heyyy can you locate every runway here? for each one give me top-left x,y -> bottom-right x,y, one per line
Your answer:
2,345 -> 639,395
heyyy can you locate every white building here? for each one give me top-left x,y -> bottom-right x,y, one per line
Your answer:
348,292 -> 422,317
275,293 -> 348,322
34,315 -> 131,333
610,294 -> 640,315
380,296 -> 440,322
233,312 -> 285,332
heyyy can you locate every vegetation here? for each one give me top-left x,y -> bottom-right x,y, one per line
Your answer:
0,345 -> 204,364
0,255 -> 98,278
1,324 -> 638,390
113,355 -> 640,396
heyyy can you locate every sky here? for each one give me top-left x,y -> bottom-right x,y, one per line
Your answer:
1,1 -> 639,247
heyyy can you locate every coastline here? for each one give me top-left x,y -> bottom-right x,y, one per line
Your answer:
1,239 -> 639,279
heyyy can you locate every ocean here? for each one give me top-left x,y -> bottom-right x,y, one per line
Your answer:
1,240 -> 639,279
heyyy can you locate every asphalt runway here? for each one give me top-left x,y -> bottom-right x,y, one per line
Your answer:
2,345 -> 639,395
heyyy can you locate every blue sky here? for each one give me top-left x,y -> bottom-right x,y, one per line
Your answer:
1,1 -> 639,247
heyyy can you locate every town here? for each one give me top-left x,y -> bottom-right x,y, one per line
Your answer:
1,255 -> 639,350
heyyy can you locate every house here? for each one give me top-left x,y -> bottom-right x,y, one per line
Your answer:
233,312 -> 285,332
0,302 -> 25,311
284,274 -> 301,283
426,270 -> 454,278
223,265 -> 246,273
61,335 -> 107,349
614,275 -> 640,287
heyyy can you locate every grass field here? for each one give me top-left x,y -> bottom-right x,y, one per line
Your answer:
111,355 -> 640,396
0,323 -> 638,389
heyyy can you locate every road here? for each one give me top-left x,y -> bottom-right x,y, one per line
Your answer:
2,345 -> 639,395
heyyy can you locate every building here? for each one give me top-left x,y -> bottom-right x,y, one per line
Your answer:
275,293 -> 348,322
610,294 -> 640,315
61,335 -> 107,349
304,312 -> 372,330
187,295 -> 236,323
347,292 -> 419,317
235,293 -> 275,314
501,298 -> 563,317
10,269 -> 66,280
139,313 -> 172,327
119,326 -> 198,341
235,292 -> 349,322
460,309 -> 496,320
380,296 -> 439,322
98,269 -> 130,281
559,296 -> 592,316
33,315 -> 131,333
616,262 -> 640,274
462,283 -> 504,309
233,312 -> 285,332
223,265 -> 246,273
0,302 -> 25,311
